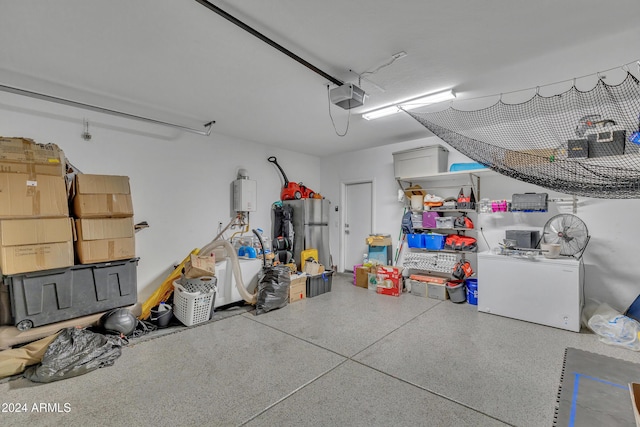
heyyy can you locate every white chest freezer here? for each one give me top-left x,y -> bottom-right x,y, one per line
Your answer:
214,257 -> 262,308
477,252 -> 583,332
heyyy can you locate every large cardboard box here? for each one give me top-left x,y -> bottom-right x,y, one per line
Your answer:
503,148 -> 558,168
366,235 -> 392,246
0,173 -> 69,218
376,266 -> 403,297
73,174 -> 133,218
355,266 -> 372,288
0,217 -> 74,275
75,217 -> 135,264
289,274 -> 307,303
0,137 -> 66,177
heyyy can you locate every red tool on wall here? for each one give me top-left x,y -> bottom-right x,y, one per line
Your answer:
268,156 -> 316,200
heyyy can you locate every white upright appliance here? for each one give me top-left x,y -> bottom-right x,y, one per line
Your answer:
282,199 -> 331,270
477,251 -> 583,332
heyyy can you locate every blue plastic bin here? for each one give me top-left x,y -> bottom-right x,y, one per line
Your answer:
449,162 -> 488,172
423,233 -> 445,250
407,234 -> 425,248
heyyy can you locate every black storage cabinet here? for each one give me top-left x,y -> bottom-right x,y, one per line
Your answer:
6,258 -> 138,330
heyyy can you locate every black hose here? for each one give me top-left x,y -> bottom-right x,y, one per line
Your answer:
252,228 -> 267,269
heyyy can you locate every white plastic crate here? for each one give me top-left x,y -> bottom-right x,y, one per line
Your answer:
173,277 -> 217,326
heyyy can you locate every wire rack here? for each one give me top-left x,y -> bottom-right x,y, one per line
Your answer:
403,252 -> 457,274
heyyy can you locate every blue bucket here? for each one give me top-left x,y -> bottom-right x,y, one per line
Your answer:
465,278 -> 478,305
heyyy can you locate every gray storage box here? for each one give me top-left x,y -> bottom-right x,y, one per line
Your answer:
435,216 -> 454,229
392,146 -> 449,178
306,270 -> 334,298
7,258 -> 138,330
427,282 -> 448,300
410,280 -> 428,297
511,193 -> 548,212
506,230 -> 540,249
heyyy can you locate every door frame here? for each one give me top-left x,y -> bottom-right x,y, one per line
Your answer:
340,178 -> 376,273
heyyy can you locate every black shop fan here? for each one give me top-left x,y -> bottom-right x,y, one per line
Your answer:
542,214 -> 590,257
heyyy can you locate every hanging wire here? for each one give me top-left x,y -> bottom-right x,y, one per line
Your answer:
359,52 -> 406,78
326,85 -> 351,137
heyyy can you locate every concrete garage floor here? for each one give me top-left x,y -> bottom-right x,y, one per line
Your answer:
2,273 -> 640,427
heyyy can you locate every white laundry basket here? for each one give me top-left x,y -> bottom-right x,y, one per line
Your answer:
172,276 -> 217,326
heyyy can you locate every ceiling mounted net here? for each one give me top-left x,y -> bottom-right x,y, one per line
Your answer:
406,72 -> 640,199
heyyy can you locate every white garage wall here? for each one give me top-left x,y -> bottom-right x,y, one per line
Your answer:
321,135 -> 640,313
0,91 -> 321,302
3,89 -> 638,314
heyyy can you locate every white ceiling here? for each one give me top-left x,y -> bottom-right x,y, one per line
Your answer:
1,0 -> 639,156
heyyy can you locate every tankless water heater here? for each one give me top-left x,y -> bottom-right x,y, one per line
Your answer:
233,178 -> 257,212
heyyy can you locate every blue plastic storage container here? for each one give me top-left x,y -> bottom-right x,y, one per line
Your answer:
407,234 -> 425,248
449,162 -> 488,172
423,233 -> 445,250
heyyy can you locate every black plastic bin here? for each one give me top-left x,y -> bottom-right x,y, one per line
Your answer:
6,258 -> 139,330
306,270 -> 334,298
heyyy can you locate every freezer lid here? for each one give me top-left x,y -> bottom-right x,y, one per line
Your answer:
478,251 -> 581,266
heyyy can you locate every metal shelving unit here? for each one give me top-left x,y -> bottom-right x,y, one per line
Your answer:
398,170 -> 491,280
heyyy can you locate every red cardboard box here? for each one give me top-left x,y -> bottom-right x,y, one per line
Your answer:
375,266 -> 403,297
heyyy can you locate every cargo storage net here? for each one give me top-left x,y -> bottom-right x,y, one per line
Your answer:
406,71 -> 640,199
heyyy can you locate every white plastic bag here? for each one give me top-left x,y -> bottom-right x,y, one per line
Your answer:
585,301 -> 640,351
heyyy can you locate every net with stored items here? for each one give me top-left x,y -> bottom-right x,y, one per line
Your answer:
406,71 -> 640,199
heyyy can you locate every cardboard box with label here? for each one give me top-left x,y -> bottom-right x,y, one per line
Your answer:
75,217 -> 135,264
73,174 -> 133,218
355,266 -> 372,288
0,217 -> 74,275
184,253 -> 215,279
0,172 -> 69,218
0,137 -> 66,176
289,274 -> 307,303
376,266 -> 403,297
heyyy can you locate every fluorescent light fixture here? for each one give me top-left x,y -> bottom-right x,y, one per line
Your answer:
361,105 -> 401,120
362,89 -> 456,120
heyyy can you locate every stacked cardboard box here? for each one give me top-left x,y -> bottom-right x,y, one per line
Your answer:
72,174 -> 136,264
0,137 -> 73,275
289,273 -> 307,303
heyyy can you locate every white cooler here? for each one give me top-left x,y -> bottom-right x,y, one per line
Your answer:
214,257 -> 262,308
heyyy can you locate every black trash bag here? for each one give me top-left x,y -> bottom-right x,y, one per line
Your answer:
255,265 -> 291,315
24,327 -> 127,383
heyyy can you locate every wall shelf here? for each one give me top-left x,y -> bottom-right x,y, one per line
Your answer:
408,248 -> 478,255
414,227 -> 474,232
397,168 -> 495,182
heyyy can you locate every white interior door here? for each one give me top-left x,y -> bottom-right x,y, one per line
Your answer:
344,181 -> 373,272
